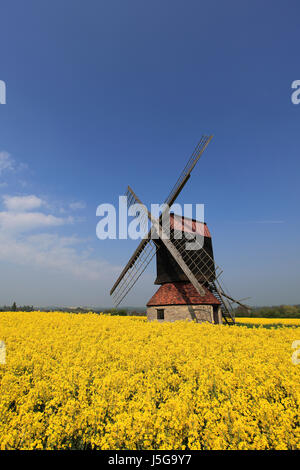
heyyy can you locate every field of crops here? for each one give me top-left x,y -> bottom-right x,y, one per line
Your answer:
235,317 -> 300,326
0,312 -> 300,450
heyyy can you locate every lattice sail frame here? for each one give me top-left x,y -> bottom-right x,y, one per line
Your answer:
167,225 -> 236,324
110,239 -> 157,306
110,136 -> 212,304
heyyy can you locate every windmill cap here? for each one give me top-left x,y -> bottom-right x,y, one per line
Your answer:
147,282 -> 221,306
170,213 -> 211,238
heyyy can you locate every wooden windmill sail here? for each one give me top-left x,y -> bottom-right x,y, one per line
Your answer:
110,136 -> 248,324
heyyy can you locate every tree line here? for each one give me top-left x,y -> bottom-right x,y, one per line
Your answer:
1,303 -> 300,318
0,302 -> 34,312
234,304 -> 300,318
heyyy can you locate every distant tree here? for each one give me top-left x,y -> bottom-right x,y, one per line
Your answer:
234,304 -> 300,318
11,302 -> 17,311
128,310 -> 145,317
103,308 -> 128,316
20,305 -> 34,312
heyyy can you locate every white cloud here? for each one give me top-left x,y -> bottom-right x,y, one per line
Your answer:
0,194 -> 72,232
0,152 -> 14,175
69,201 -> 86,210
3,195 -> 44,211
253,220 -> 284,224
0,211 -> 69,232
0,231 -> 119,282
0,192 -> 119,287
234,220 -> 285,225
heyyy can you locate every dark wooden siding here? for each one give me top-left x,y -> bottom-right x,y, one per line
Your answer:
155,231 -> 216,284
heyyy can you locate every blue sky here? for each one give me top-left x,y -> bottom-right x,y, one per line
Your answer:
0,0 -> 299,307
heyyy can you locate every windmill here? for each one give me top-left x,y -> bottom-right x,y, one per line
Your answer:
110,136 -> 248,324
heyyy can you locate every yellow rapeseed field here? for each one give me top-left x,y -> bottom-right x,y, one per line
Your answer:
235,317 -> 300,326
0,312 -> 300,450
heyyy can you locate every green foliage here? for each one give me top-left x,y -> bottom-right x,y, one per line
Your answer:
102,308 -> 128,316
1,303 -> 299,318
0,303 -> 34,312
234,304 -> 300,318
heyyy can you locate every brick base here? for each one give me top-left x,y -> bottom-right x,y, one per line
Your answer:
147,304 -> 222,324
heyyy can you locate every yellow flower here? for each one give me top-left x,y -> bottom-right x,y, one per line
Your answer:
0,311 -> 299,449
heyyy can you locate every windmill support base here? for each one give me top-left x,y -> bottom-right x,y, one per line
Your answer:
147,304 -> 222,324
146,282 -> 223,324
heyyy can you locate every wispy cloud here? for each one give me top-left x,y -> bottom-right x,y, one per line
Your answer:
0,151 -> 14,175
0,152 -> 29,190
0,193 -> 71,232
69,201 -> 86,210
0,211 -> 70,232
0,193 -> 119,281
252,220 -> 285,224
0,231 -> 119,281
3,195 -> 44,211
233,220 -> 285,225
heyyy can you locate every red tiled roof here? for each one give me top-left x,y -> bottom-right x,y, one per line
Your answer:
170,214 -> 211,238
147,282 -> 221,306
